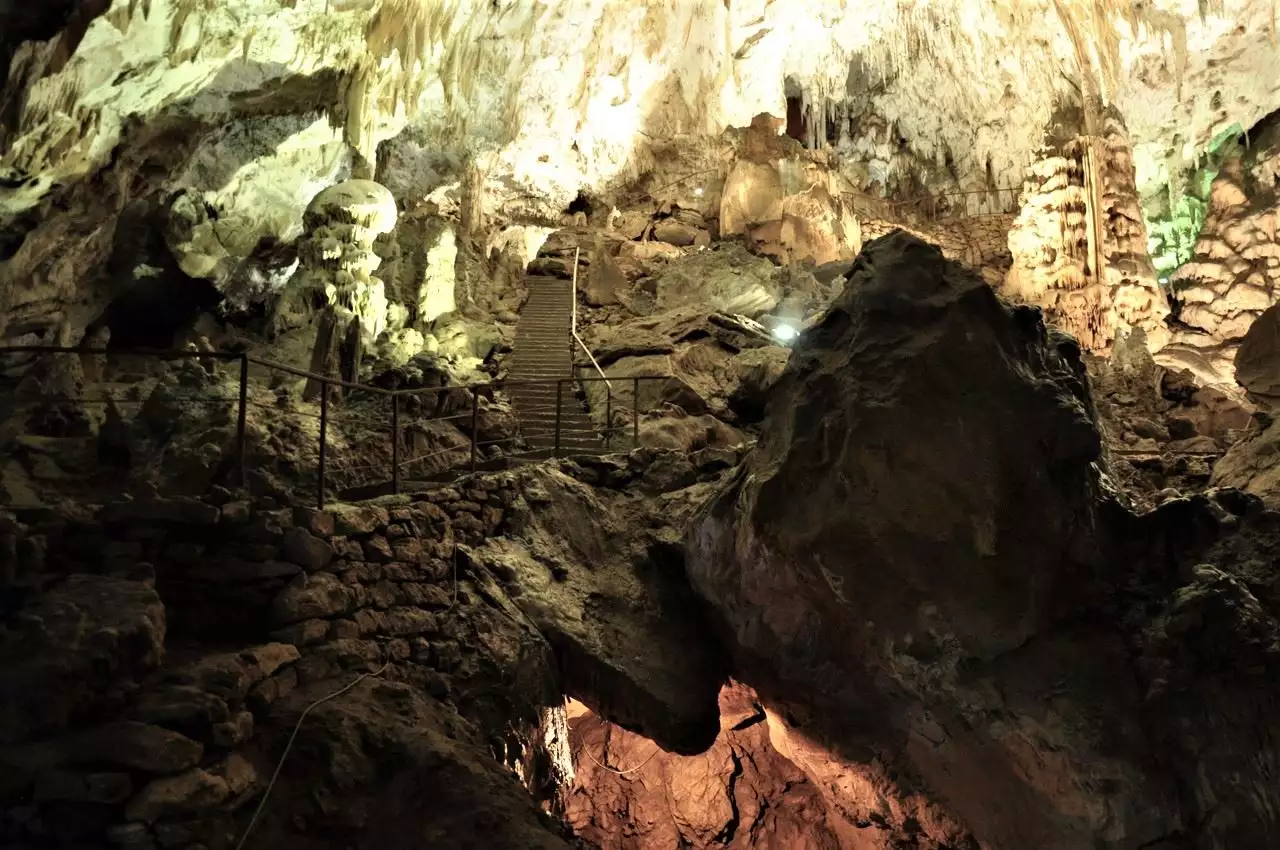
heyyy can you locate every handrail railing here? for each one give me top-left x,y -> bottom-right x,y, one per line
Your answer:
568,245 -> 613,391
839,185 -> 1021,224
0,345 -> 663,509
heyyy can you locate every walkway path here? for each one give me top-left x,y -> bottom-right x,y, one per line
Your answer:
506,275 -> 606,456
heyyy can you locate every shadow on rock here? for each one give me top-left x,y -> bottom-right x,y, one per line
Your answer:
686,231 -> 1280,849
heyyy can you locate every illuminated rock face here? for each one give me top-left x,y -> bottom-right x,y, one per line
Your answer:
3,0 -> 1280,235
291,180 -> 398,391
1005,110 -> 1169,354
1161,120 -> 1280,386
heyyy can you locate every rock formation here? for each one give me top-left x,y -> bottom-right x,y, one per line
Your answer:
10,1 -> 1280,845
1006,109 -> 1170,353
1164,121 -> 1280,386
686,230 -> 1280,848
287,180 -> 399,395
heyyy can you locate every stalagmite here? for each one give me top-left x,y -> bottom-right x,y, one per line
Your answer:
294,180 -> 398,399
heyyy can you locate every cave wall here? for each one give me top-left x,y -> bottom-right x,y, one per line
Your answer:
685,231 -> 1280,850
718,114 -> 1015,277
565,685 -> 857,849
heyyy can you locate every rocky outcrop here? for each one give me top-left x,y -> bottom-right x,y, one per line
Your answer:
1089,329 -> 1252,510
0,480 -> 581,848
475,466 -> 728,754
0,574 -> 165,745
566,684 -> 853,848
0,452 -> 750,849
686,231 -> 1280,848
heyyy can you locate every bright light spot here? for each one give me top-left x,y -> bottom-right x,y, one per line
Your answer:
694,187 -> 704,197
773,324 -> 798,342
1159,277 -> 1169,284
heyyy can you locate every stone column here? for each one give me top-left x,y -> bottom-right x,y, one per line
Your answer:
1004,109 -> 1170,353
295,181 -> 398,399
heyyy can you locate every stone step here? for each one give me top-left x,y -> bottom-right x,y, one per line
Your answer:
508,273 -> 606,454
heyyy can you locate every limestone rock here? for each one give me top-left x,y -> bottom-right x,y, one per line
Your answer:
33,770 -> 133,804
1235,300 -> 1280,402
243,678 -> 574,849
166,643 -> 300,702
652,244 -> 780,317
567,685 -> 849,847
611,210 -> 651,240
479,467 -> 729,754
305,181 -> 398,234
651,217 -> 708,247
726,346 -> 790,421
62,722 -> 203,774
0,575 -> 165,744
684,231 -> 1280,848
639,411 -> 745,452
585,240 -> 626,307
719,160 -> 785,236
124,768 -> 230,823
332,504 -> 390,536
132,686 -> 231,742
1211,418 -> 1280,505
282,526 -> 334,571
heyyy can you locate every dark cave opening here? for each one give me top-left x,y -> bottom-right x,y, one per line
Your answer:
91,275 -> 224,349
565,192 -> 594,217
784,96 -> 807,145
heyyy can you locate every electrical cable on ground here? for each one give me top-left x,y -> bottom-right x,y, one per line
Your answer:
233,660 -> 390,850
574,722 -> 662,777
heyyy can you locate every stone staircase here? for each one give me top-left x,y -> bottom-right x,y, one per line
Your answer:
505,275 -> 607,456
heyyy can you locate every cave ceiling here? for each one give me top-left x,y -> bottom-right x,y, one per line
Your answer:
1,0 -> 1277,232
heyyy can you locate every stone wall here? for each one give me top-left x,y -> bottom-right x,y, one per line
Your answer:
0,475 -> 575,850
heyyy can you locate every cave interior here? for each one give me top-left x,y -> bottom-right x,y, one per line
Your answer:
3,1 -> 1280,849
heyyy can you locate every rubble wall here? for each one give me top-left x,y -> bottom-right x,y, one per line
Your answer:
0,476 -> 572,850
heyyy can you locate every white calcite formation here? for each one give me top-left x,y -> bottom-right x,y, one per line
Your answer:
1,0 -> 1279,363
2,0 -> 1279,233
1163,136 -> 1280,385
294,179 -> 397,392
1005,112 -> 1170,353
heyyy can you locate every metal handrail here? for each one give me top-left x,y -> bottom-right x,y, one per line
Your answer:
568,246 -> 613,391
0,345 -> 664,508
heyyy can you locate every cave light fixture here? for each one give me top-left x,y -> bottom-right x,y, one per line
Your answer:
772,323 -> 799,343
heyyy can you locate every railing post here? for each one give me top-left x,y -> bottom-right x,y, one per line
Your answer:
632,376 -> 640,449
570,247 -> 579,374
317,383 -> 329,510
554,380 -> 563,458
390,393 -> 400,495
469,387 -> 479,474
236,354 -> 249,489
605,385 -> 612,449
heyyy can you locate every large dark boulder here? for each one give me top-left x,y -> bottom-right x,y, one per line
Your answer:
687,232 -> 1280,848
